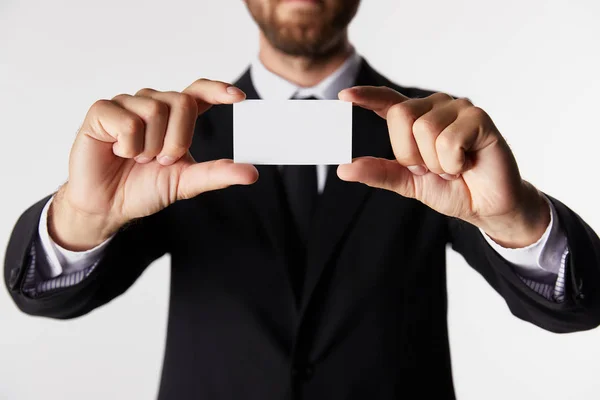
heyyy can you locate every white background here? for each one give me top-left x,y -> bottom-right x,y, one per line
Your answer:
1,0 -> 599,398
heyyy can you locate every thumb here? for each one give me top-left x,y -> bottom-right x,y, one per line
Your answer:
338,86 -> 409,119
337,157 -> 416,198
177,159 -> 259,200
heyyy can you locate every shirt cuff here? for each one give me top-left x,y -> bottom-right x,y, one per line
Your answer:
37,196 -> 114,278
479,194 -> 568,281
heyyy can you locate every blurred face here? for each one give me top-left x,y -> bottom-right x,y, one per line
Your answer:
245,0 -> 361,57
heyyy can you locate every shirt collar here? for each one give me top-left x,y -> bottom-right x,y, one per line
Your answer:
250,49 -> 362,100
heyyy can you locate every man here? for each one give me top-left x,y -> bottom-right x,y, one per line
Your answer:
4,0 -> 600,399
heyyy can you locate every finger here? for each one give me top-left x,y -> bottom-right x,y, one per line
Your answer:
84,99 -> 145,158
136,89 -> 199,165
424,92 -> 456,107
182,78 -> 246,115
412,102 -> 460,176
338,86 -> 409,119
112,93 -> 169,163
435,107 -> 494,175
337,157 -> 416,198
386,100 -> 435,175
177,159 -> 259,200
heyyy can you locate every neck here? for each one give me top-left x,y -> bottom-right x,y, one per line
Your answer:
258,32 -> 353,88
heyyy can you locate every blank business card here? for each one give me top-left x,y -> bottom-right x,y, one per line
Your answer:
233,100 -> 352,165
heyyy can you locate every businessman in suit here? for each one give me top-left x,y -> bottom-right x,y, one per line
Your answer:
5,0 -> 600,399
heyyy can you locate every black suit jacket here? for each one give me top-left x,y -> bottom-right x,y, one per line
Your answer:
5,59 -> 600,400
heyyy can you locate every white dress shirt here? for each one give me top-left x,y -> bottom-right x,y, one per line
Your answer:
33,49 -> 568,301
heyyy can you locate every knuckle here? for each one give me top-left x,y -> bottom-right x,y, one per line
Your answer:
381,166 -> 391,190
145,100 -> 168,119
387,103 -> 416,124
413,117 -> 439,136
214,158 -> 230,167
435,133 -> 455,153
90,99 -> 111,113
192,77 -> 211,86
175,93 -> 198,113
111,93 -> 131,102
436,138 -> 465,174
204,160 -> 220,185
454,98 -> 473,108
136,87 -> 155,97
121,116 -> 144,137
465,106 -> 488,121
429,92 -> 453,102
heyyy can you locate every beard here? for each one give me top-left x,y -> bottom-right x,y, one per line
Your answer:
245,0 -> 360,57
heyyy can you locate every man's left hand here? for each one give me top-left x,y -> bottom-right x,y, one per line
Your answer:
337,86 -> 550,248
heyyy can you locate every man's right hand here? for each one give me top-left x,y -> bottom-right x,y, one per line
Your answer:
49,79 -> 258,251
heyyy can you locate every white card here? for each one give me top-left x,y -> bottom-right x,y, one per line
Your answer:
233,100 -> 352,165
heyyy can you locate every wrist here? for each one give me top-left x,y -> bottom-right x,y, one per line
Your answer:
477,181 -> 550,249
48,185 -> 123,251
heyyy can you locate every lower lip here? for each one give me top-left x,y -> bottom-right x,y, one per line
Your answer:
282,0 -> 319,3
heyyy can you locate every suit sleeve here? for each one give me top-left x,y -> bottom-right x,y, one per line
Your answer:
448,194 -> 600,333
3,194 -> 170,319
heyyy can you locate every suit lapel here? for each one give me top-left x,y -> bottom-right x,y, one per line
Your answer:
299,61 -> 395,311
232,62 -> 398,313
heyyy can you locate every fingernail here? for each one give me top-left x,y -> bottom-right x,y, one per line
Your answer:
134,155 -> 151,164
158,155 -> 175,166
439,173 -> 460,180
407,165 -> 428,176
226,86 -> 243,96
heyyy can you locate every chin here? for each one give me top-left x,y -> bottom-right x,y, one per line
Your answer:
250,0 -> 356,57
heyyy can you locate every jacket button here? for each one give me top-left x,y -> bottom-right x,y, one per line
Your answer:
303,365 -> 314,379
292,364 -> 314,382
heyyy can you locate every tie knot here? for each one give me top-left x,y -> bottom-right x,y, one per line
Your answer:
293,95 -> 320,100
